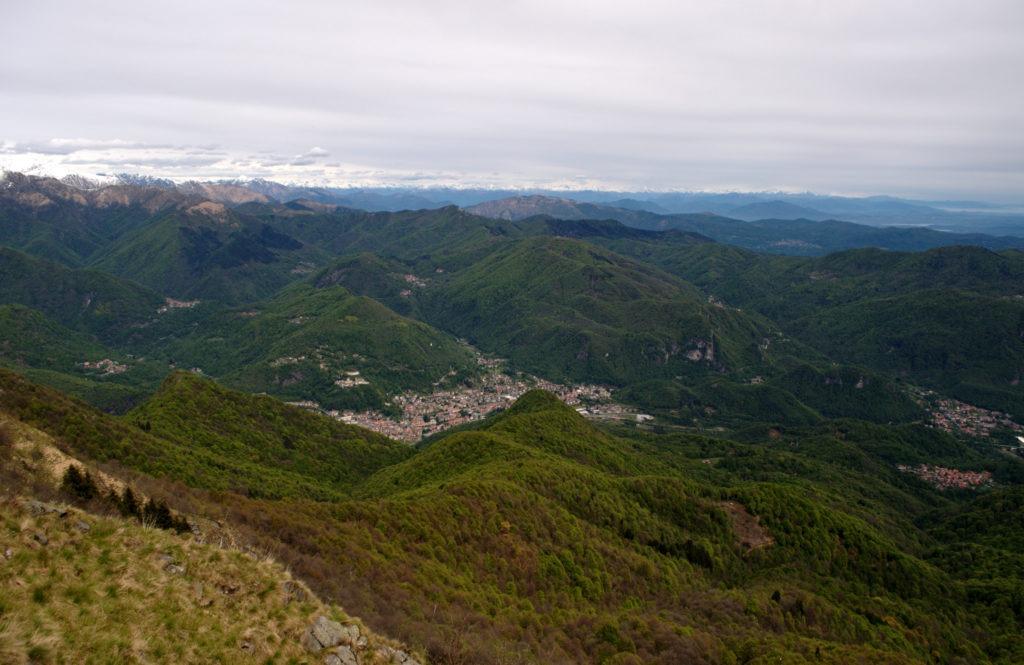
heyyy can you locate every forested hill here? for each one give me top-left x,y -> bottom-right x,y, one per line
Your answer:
2,370 -> 1023,662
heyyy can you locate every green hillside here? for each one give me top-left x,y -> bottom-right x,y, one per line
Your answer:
129,371 -> 414,496
795,289 -> 1024,416
0,369 -> 408,500
313,252 -> 424,316
256,204 -> 525,272
89,207 -> 329,304
150,282 -> 476,411
0,246 -> 164,343
0,173 -> 182,266
156,388 -> 1024,663
0,304 -> 167,411
600,243 -> 1024,416
0,304 -> 114,372
0,243 -> 475,414
421,236 -> 789,386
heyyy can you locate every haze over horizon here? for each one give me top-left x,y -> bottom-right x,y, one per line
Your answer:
3,1 -> 1023,202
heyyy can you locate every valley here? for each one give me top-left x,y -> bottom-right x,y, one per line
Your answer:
1,171 -> 1024,664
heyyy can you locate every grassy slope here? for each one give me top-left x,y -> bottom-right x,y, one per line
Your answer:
0,415 -> 416,665
0,498 -> 346,664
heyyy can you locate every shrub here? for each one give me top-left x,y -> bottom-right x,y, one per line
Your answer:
0,422 -> 12,460
61,465 -> 98,503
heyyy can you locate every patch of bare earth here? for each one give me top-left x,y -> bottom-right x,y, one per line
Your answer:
716,500 -> 774,551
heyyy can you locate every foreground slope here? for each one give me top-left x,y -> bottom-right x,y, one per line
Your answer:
0,417 -> 419,665
230,391 -> 1020,663
2,370 -> 1022,662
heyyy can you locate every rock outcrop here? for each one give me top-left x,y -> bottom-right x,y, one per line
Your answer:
302,614 -> 421,664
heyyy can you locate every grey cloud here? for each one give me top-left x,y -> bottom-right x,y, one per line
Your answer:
0,0 -> 1021,200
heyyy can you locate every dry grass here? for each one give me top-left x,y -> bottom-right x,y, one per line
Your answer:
0,497 -> 416,664
0,415 -> 127,497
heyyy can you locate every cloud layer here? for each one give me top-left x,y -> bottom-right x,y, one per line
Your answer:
2,1 -> 1022,199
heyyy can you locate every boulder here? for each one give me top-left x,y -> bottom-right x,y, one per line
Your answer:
25,500 -> 67,517
303,615 -> 346,652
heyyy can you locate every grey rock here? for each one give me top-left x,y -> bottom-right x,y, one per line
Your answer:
74,520 -> 90,533
304,615 -> 346,652
328,645 -> 358,665
3,547 -> 12,559
26,500 -> 67,517
32,531 -> 48,546
302,629 -> 324,653
164,562 -> 185,575
377,646 -> 420,665
25,500 -> 47,515
341,623 -> 360,646
312,616 -> 346,648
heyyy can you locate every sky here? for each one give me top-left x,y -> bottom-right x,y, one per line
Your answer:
1,0 -> 1022,201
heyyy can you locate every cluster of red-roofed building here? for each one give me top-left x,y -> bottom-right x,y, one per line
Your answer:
897,463 -> 992,490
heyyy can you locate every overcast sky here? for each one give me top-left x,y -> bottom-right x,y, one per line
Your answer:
2,0 -> 1022,200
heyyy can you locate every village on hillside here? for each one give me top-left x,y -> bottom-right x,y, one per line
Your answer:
326,350 -> 642,442
909,387 -> 1023,443
897,464 -> 993,491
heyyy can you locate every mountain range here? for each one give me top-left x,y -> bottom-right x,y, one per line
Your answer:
2,169 -> 1024,663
